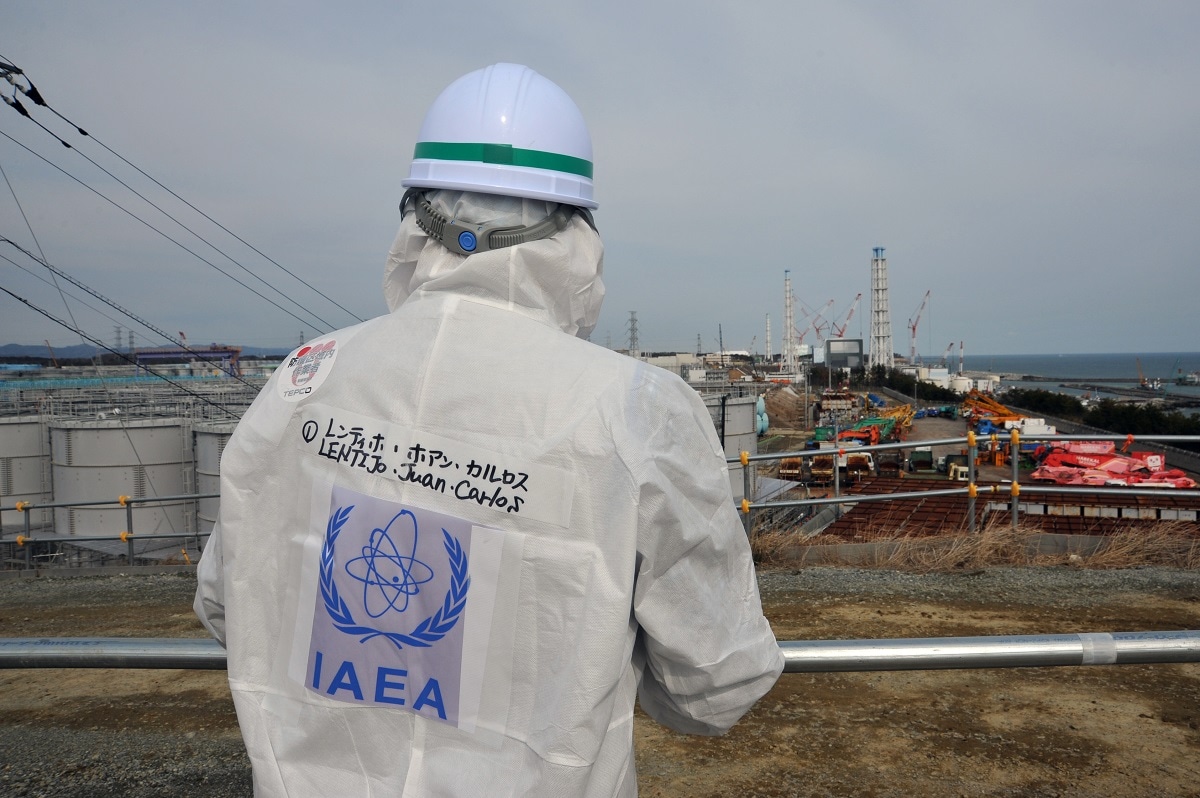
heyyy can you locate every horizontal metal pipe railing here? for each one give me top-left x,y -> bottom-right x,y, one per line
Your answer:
0,638 -> 228,669
1020,485 -> 1200,498
741,436 -> 970,463
730,433 -> 1200,511
1015,434 -> 1200,445
0,492 -> 219,512
3,632 -> 1197,672
748,486 -> 970,511
7,533 -> 212,545
780,630 -> 1200,672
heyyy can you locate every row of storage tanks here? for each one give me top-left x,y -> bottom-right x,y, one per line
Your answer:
0,416 -> 234,555
2,394 -> 763,552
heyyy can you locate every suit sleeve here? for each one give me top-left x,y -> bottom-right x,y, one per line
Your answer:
628,376 -> 783,735
194,518 -> 227,648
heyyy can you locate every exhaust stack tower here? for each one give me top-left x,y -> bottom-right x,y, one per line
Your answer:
783,270 -> 796,374
869,248 -> 894,371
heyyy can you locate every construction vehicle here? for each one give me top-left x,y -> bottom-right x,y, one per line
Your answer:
837,426 -> 880,447
810,453 -> 836,485
947,463 -> 969,482
842,452 -> 874,484
908,447 -> 935,472
880,403 -> 914,438
962,389 -> 1025,431
876,452 -> 905,477
1029,442 -> 1195,488
778,458 -> 806,482
813,426 -> 838,442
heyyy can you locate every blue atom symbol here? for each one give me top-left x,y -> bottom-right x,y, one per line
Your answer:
344,511 -> 434,619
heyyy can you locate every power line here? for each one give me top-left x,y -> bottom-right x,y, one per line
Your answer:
0,283 -> 242,419
1,57 -> 365,327
0,127 -> 335,333
1,237 -> 259,388
3,93 -> 344,331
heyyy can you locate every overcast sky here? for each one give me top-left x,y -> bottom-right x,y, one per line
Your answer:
2,2 -> 1198,358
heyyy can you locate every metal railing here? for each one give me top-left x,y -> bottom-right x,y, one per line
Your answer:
1,434 -> 1199,678
730,432 -> 1200,534
2,630 -> 1198,672
1,491 -> 217,568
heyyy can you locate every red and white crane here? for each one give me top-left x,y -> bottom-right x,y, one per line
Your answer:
907,290 -> 931,364
831,293 -> 862,338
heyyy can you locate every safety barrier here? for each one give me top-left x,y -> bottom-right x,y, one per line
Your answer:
2,630 -> 1198,672
729,432 -> 1200,533
3,436 -> 1200,677
0,492 -> 217,568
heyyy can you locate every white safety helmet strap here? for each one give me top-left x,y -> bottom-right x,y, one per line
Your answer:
400,188 -> 594,257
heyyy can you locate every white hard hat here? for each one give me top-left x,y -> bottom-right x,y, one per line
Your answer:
402,63 -> 597,209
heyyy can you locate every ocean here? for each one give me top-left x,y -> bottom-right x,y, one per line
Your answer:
956,351 -> 1200,411
959,352 -> 1200,382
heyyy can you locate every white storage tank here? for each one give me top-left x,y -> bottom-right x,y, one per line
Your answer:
194,421 -> 238,534
703,394 -> 758,501
950,376 -> 974,394
0,417 -> 52,533
50,418 -> 194,553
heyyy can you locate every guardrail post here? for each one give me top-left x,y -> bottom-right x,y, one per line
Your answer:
1010,429 -> 1020,530
15,502 -> 33,569
967,432 -> 977,532
121,496 -> 135,565
833,449 -> 842,518
740,451 -> 752,535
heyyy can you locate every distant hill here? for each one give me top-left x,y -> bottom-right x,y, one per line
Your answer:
0,343 -> 102,360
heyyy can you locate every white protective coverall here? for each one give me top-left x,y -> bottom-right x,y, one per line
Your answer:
195,190 -> 784,797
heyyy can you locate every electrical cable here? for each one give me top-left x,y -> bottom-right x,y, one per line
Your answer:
0,283 -> 241,419
4,96 -> 344,331
0,127 -> 334,333
2,56 -> 364,325
1,250 -> 148,336
0,238 -> 259,389
26,91 -> 364,324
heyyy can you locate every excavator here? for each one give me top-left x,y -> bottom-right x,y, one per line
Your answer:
962,389 -> 1025,432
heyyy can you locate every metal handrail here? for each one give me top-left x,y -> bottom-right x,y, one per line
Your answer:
1,490 -> 220,569
1,492 -> 219,512
729,432 -> 1200,532
3,631 -> 1197,672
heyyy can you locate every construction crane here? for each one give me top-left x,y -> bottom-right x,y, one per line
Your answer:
907,290 -> 931,364
44,340 -> 60,368
805,299 -> 836,344
830,293 -> 862,338
940,341 -> 955,367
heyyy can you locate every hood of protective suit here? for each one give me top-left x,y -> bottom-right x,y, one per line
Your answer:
384,190 -> 605,339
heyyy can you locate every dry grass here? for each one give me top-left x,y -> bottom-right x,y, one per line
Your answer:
751,519 -> 1200,573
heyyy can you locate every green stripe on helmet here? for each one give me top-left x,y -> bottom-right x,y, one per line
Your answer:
413,141 -> 593,180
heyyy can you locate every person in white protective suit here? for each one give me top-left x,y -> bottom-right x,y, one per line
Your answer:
195,62 -> 783,797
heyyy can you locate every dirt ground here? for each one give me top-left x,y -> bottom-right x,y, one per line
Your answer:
2,573 -> 1198,797
652,581 -> 1200,797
